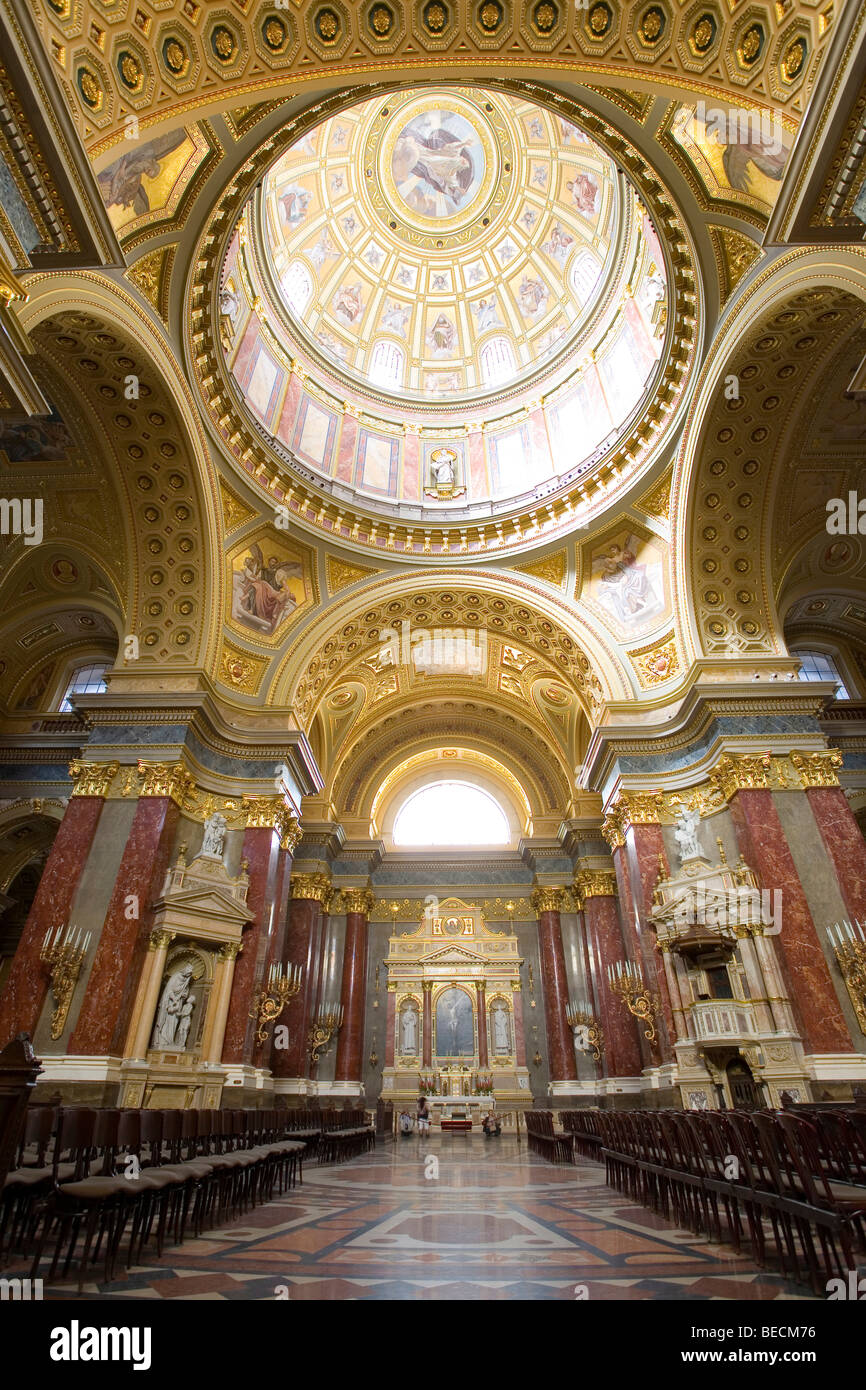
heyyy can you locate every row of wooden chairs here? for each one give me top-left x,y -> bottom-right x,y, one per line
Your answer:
559,1109 -> 605,1161
596,1107 -> 866,1295
318,1109 -> 376,1162
1,1105 -> 310,1289
525,1110 -> 574,1164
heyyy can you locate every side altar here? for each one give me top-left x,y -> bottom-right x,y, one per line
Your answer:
380,898 -> 531,1114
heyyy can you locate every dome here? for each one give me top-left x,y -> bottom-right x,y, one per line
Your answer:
219,86 -> 672,517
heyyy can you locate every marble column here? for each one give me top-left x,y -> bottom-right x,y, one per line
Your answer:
532,886 -> 578,1083
422,981 -> 432,1067
612,813 -> 676,1063
576,870 -> 642,1078
219,797 -> 299,1070
123,927 -> 175,1061
334,887 -> 375,1084
201,942 -> 242,1065
512,983 -> 527,1067
727,784 -> 852,1054
803,774 -> 866,922
385,985 -> 397,1068
70,761 -> 190,1057
271,873 -> 332,1081
476,982 -> 488,1068
0,760 -> 116,1049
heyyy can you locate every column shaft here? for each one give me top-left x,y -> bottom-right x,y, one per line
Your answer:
533,889 -> 577,1083
334,891 -> 373,1083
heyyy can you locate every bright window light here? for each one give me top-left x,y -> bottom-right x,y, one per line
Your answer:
393,781 -> 509,846
793,648 -> 850,699
59,663 -> 108,712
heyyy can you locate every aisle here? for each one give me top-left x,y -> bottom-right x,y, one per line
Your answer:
31,1136 -> 814,1301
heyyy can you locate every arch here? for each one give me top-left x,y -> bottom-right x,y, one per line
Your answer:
673,247 -> 866,664
372,748 -> 533,849
16,274 -> 223,676
271,568 -> 633,722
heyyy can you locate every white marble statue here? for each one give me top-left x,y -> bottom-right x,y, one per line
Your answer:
176,995 -> 196,1051
433,455 -> 455,489
493,1005 -> 510,1052
201,812 -> 227,860
151,963 -> 193,1049
674,806 -> 702,863
401,1007 -> 418,1054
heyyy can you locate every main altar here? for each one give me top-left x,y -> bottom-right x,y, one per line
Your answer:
380,898 -> 531,1116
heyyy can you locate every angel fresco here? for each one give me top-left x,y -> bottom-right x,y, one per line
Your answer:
97,130 -> 188,215
233,542 -> 304,636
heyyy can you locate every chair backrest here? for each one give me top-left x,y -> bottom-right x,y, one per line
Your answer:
53,1107 -> 98,1182
17,1102 -> 57,1168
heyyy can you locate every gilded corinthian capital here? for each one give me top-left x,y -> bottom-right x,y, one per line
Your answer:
574,869 -> 618,906
339,887 -> 376,916
241,795 -> 302,851
531,886 -> 568,915
68,760 -> 119,799
709,752 -> 773,800
602,790 -> 664,849
290,872 -> 333,908
790,750 -> 843,789
137,760 -> 196,804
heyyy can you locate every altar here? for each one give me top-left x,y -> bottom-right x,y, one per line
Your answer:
379,898 -> 532,1109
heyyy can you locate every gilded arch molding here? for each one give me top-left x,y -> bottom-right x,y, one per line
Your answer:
16,275 -> 224,677
672,247 -> 866,666
270,568 -> 633,721
32,1 -> 830,154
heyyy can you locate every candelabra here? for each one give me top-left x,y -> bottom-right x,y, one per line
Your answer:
566,998 -> 604,1063
249,962 -> 303,1045
308,1002 -> 344,1064
607,960 -> 658,1043
826,920 -> 866,1036
39,924 -> 91,1040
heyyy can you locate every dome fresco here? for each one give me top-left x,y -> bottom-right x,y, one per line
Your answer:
220,87 -> 671,515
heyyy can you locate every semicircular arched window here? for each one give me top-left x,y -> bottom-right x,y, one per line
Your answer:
393,780 -> 510,847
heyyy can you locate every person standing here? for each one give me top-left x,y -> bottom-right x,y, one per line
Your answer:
417,1096 -> 431,1137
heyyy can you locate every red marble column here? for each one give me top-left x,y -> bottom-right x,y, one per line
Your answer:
476,983 -> 488,1067
334,888 -> 374,1084
0,761 -> 116,1048
532,887 -> 578,1083
617,824 -> 676,1062
272,876 -> 331,1080
579,884 -> 643,1078
71,776 -> 182,1057
385,988 -> 396,1068
806,784 -> 866,922
422,981 -> 432,1067
728,787 -> 852,1054
221,825 -> 280,1066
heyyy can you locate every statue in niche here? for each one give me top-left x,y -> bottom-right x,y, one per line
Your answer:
401,1006 -> 418,1054
674,806 -> 702,864
201,812 -> 227,861
493,1004 -> 510,1052
151,963 -> 194,1050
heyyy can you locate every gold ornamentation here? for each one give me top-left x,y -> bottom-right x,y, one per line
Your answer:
531,886 -> 568,915
602,790 -> 664,849
514,551 -> 567,587
480,2 -> 501,32
290,873 -> 333,907
77,68 -> 103,110
241,795 -> 301,850
249,963 -> 303,1045
68,760 -> 119,799
637,473 -> 671,521
218,639 -> 268,695
163,38 -> 189,75
608,960 -> 658,1042
691,16 -> 715,53
137,760 -> 197,804
40,925 -> 91,1041
148,929 -> 175,952
308,1003 -> 343,1063
633,636 -> 680,688
126,245 -> 175,321
790,750 -> 843,789
566,1002 -> 604,1062
826,923 -> 866,1037
219,478 -> 256,533
424,2 -> 448,34
782,39 -> 806,82
340,887 -> 376,916
709,753 -> 773,799
370,4 -> 392,35
709,226 -> 762,304
212,25 -> 237,61
220,941 -> 242,961
574,869 -> 617,905
325,555 -> 381,594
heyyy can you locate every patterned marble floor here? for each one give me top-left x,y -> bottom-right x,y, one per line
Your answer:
33,1136 -> 816,1301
